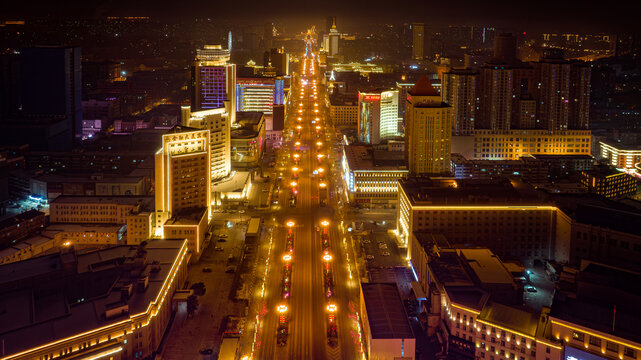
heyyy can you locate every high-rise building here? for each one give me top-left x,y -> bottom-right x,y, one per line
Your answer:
328,19 -> 340,57
182,107 -> 231,182
412,23 -> 426,60
442,68 -> 478,135
405,75 -> 452,175
479,64 -> 513,130
326,16 -> 336,33
358,89 -> 400,144
264,47 -> 289,76
191,45 -> 236,124
535,57 -> 591,131
155,126 -> 211,231
493,33 -> 517,63
0,47 -> 82,150
569,61 -> 591,129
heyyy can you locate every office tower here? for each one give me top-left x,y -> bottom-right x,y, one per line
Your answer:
182,107 -> 231,182
412,23 -> 425,60
191,45 -> 236,124
405,75 -> 452,175
493,33 -> 517,63
479,64 -> 513,130
264,48 -> 289,76
537,58 -> 571,130
328,19 -> 340,56
442,68 -> 478,135
20,46 -> 82,141
569,61 -> 591,129
236,76 -> 285,131
155,126 -> 211,229
358,89 -> 400,144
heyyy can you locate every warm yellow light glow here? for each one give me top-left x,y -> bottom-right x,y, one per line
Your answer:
277,304 -> 288,313
286,220 -> 295,227
292,166 -> 300,172
315,125 -> 321,130
321,220 -> 330,226
316,141 -> 323,146
283,254 -> 292,261
319,182 -> 327,188
290,181 -> 297,187
293,153 -> 300,159
323,254 -> 333,261
327,304 -> 337,312
317,154 -> 324,159
296,125 -> 302,130
317,168 -> 324,173
295,141 -> 301,146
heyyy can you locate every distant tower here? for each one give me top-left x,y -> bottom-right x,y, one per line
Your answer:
442,68 -> 478,135
191,45 -> 236,124
328,18 -> 340,56
228,31 -> 232,52
493,33 -> 517,63
412,23 -> 426,60
405,75 -> 452,175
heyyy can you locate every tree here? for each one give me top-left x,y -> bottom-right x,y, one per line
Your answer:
187,294 -> 199,317
190,282 -> 206,296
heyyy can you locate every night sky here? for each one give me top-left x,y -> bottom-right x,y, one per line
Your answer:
2,0 -> 639,33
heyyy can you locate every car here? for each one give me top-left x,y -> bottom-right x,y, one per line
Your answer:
219,234 -> 228,238
366,255 -> 375,260
202,267 -> 212,273
525,286 -> 537,293
362,239 -> 371,244
381,251 -> 390,256
217,238 -> 226,242
225,266 -> 236,273
214,246 -> 224,251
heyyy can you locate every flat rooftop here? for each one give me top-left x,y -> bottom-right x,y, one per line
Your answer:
0,239 -> 186,356
459,248 -> 514,285
51,195 -> 154,208
361,283 -> 414,339
400,177 -> 546,206
478,301 -> 540,337
344,145 -> 407,171
427,250 -> 475,287
213,171 -> 251,193
165,207 -> 207,226
0,209 -> 44,229
236,111 -> 264,126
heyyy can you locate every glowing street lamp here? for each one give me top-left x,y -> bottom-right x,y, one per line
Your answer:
315,125 -> 321,131
326,304 -> 337,312
283,254 -> 292,262
323,254 -> 333,262
319,182 -> 327,188
316,141 -> 323,146
321,219 -> 330,227
277,304 -> 289,314
290,181 -> 297,187
316,154 -> 324,160
286,220 -> 295,227
294,141 -> 301,147
296,125 -> 302,130
317,167 -> 325,174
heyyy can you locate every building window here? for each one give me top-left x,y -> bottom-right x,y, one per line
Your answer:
572,331 -> 584,342
624,347 -> 636,358
606,342 -> 618,353
589,336 -> 601,347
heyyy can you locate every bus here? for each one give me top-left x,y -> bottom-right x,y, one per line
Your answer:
246,217 -> 262,242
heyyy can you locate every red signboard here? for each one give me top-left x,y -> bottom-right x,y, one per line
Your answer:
361,94 -> 380,102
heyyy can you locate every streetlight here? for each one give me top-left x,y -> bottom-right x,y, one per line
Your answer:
277,304 -> 288,313
319,182 -> 327,188
321,219 -> 330,227
286,220 -> 295,227
290,181 -> 297,187
283,254 -> 292,262
326,304 -> 337,312
323,254 -> 333,262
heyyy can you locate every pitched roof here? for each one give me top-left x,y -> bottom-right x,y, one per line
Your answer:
408,74 -> 439,96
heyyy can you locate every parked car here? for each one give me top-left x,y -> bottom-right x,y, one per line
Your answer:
366,255 -> 375,260
202,268 -> 212,273
525,285 -> 537,293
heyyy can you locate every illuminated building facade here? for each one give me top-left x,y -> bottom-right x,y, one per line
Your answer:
442,69 -> 478,135
329,96 -> 358,127
0,239 -> 189,360
405,75 -> 452,176
231,111 -> 265,167
235,77 -> 285,132
191,45 -> 236,124
396,177 -> 556,259
154,126 -> 210,238
49,196 -> 155,245
358,91 -> 380,144
579,166 -> 638,199
599,141 -> 641,170
182,107 -> 231,182
467,129 -> 592,160
341,145 -> 408,204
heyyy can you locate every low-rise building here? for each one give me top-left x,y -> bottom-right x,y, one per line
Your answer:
360,283 -> 416,360
0,210 -> 46,247
0,239 -> 189,360
397,177 -> 556,262
330,94 -> 358,127
341,145 -> 408,205
599,141 -> 641,170
163,207 -> 208,263
451,130 -> 592,160
579,165 -> 638,199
